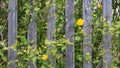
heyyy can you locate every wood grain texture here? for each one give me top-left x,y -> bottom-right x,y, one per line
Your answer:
65,0 -> 74,68
102,0 -> 112,68
8,0 -> 18,68
47,0 -> 56,68
83,0 -> 92,68
28,21 -> 37,68
28,0 -> 37,68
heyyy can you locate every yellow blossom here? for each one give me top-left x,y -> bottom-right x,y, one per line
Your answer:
42,45 -> 47,48
102,18 -> 106,21
81,30 -> 84,32
108,28 -> 113,31
16,60 -> 18,62
86,52 -> 90,56
46,2 -> 50,5
77,18 -> 84,26
119,16 -> 120,20
45,22 -> 47,25
98,5 -> 102,10
93,14 -> 96,17
44,46 -> 46,48
23,50 -> 27,53
42,54 -> 48,61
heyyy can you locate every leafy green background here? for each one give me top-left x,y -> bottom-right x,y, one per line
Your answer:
0,0 -> 120,68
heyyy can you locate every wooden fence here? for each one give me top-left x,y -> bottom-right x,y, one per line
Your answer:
8,0 -> 112,68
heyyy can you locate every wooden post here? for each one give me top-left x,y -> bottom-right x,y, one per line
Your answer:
102,0 -> 112,68
8,0 -> 18,68
65,0 -> 74,68
28,0 -> 37,68
47,0 -> 56,68
83,0 -> 92,68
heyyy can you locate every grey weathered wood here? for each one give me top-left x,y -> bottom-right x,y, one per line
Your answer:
83,0 -> 92,68
28,0 -> 37,68
65,0 -> 74,68
28,21 -> 37,68
102,0 -> 112,68
47,0 -> 56,68
8,0 -> 18,68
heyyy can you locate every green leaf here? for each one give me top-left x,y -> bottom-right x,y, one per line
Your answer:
25,9 -> 29,14
84,55 -> 91,61
93,60 -> 99,63
76,55 -> 82,61
61,46 -> 66,51
0,25 -> 3,31
34,7 -> 40,11
2,56 -> 7,62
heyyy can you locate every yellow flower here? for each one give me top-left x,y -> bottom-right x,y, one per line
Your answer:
102,18 -> 106,21
86,52 -> 90,56
77,18 -> 84,26
23,50 -> 27,53
46,2 -> 50,5
119,16 -> 120,20
42,45 -> 47,48
45,22 -> 47,25
108,28 -> 113,31
93,14 -> 96,17
63,35 -> 65,38
104,24 -> 107,27
42,54 -> 48,61
16,60 -> 18,62
98,5 -> 102,10
81,30 -> 84,33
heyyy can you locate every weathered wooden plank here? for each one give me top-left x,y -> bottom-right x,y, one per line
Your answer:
102,0 -> 112,68
8,0 -> 18,68
83,0 -> 92,68
28,21 -> 37,68
47,0 -> 56,68
65,0 -> 74,68
28,0 -> 37,68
